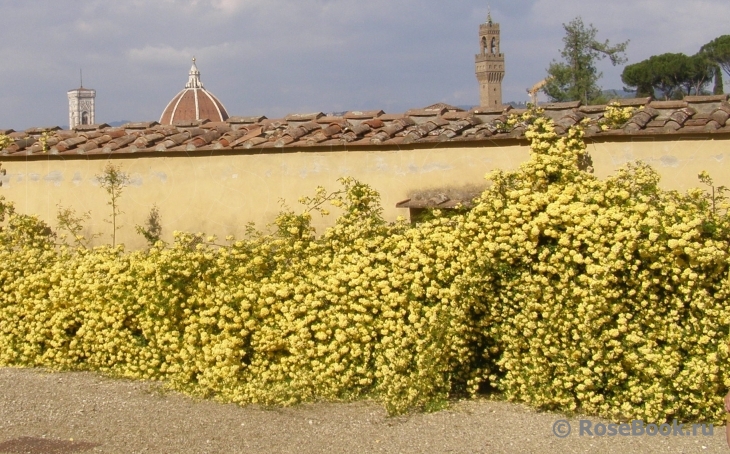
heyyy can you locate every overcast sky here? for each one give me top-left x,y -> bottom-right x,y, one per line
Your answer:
1,0 -> 728,130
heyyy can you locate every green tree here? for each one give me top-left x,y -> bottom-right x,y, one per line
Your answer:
621,53 -> 714,100
135,204 -> 163,247
95,162 -> 130,247
56,205 -> 101,249
684,53 -> 716,96
700,35 -> 730,78
712,65 -> 724,95
544,17 -> 629,104
699,35 -> 730,95
620,59 -> 656,98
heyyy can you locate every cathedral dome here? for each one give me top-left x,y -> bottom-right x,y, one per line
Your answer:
160,58 -> 229,124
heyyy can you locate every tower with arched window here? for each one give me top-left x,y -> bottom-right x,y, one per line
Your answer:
475,11 -> 504,107
68,83 -> 96,129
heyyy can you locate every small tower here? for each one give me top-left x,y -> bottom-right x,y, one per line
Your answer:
475,10 -> 504,107
67,73 -> 96,128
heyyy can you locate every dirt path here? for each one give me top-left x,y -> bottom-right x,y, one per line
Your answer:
0,367 -> 725,453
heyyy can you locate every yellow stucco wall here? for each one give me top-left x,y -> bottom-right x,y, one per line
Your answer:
0,135 -> 727,250
587,136 -> 729,191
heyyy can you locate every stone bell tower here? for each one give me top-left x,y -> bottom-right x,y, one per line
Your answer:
475,10 -> 504,107
68,72 -> 96,129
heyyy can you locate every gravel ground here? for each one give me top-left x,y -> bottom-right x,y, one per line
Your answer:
0,367 -> 726,454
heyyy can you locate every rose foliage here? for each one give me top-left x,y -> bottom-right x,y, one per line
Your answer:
0,110 -> 729,423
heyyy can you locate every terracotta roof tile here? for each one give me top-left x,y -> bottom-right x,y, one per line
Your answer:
646,120 -> 667,128
186,130 -> 222,150
710,108 -> 730,125
240,136 -> 268,149
555,112 -> 585,128
704,120 -> 722,130
14,137 -> 40,149
627,109 -> 657,128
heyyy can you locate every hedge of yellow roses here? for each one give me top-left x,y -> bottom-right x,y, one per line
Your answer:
0,109 -> 728,423
456,111 -> 730,424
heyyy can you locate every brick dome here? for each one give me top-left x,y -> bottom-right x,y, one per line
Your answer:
160,58 -> 229,124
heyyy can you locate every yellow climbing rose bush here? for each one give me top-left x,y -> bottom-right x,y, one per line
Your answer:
600,102 -> 641,130
0,109 -> 729,423
454,113 -> 730,424
0,167 -> 480,415
0,134 -> 12,151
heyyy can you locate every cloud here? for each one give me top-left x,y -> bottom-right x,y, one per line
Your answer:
0,0 -> 728,129
127,42 -> 250,66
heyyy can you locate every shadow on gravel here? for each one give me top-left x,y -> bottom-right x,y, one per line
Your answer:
0,437 -> 99,454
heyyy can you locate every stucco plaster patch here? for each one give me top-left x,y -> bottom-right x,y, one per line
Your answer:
43,171 -> 64,186
659,156 -> 679,168
152,172 -> 168,183
129,174 -> 143,187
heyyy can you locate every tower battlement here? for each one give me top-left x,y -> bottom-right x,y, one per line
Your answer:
475,13 -> 504,107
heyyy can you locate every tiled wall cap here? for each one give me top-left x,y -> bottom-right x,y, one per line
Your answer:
470,105 -> 511,114
543,101 -> 581,110
73,124 -> 110,131
172,119 -> 209,127
649,100 -> 689,109
685,94 -> 729,103
24,126 -> 62,134
284,113 -> 325,122
608,97 -> 652,107
442,111 -> 473,121
316,116 -> 346,124
378,113 -> 406,121
405,108 -> 447,117
343,110 -> 385,120
123,121 -> 160,129
579,105 -> 608,114
422,103 -> 465,112
226,116 -> 267,124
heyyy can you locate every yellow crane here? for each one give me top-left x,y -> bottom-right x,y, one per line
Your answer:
527,78 -> 551,106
